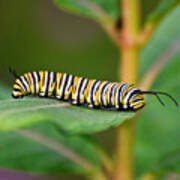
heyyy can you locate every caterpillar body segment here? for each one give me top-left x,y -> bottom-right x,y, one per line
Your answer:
11,71 -> 145,111
11,71 -> 178,111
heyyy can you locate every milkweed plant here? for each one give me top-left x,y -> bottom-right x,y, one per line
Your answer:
0,0 -> 180,180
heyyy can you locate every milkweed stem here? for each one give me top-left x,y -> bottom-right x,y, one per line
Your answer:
114,0 -> 140,179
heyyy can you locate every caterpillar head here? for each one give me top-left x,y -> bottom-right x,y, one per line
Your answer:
128,91 -> 145,111
12,78 -> 26,98
120,87 -> 145,111
119,84 -> 178,111
127,90 -> 178,111
9,69 -> 26,98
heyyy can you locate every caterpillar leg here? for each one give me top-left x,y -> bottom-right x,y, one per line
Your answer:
88,104 -> 94,108
72,100 -> 78,105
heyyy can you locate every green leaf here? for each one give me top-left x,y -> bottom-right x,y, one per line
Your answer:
0,122 -> 100,174
0,84 -> 11,100
0,95 -> 134,134
53,0 -> 119,22
140,5 -> 180,77
154,149 -> 180,174
147,0 -> 180,24
137,5 -> 180,178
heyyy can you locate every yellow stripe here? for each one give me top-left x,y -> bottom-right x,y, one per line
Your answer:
64,86 -> 72,100
64,76 -> 73,100
84,79 -> 94,104
79,79 -> 88,104
33,72 -> 39,94
114,83 -> 122,106
133,101 -> 145,110
94,81 -> 105,106
129,94 -> 144,104
13,84 -> 20,89
38,71 -> 43,94
48,73 -> 56,96
27,73 -> 33,94
104,82 -> 114,106
24,73 -> 31,92
55,72 -> 62,96
12,91 -> 23,97
15,79 -> 24,92
72,76 -> 81,101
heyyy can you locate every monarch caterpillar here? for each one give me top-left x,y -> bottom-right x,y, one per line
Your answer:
10,69 -> 178,111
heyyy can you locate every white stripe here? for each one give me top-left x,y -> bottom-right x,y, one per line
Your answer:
92,81 -> 101,104
120,84 -> 128,95
48,72 -> 54,93
115,84 -> 124,108
107,83 -> 114,103
17,79 -> 26,92
102,83 -> 110,105
131,94 -> 138,100
79,79 -> 88,100
130,100 -> 144,107
123,88 -> 139,106
29,73 -> 35,94
59,73 -> 67,99
75,77 -> 83,101
64,75 -> 73,95
98,81 -> 107,104
88,80 -> 96,102
39,71 -> 48,96
33,72 -> 39,93
110,83 -> 118,106
21,76 -> 29,92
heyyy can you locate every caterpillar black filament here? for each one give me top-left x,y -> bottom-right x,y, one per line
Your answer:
11,70 -> 178,111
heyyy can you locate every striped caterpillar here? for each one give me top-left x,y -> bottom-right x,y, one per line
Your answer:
10,70 -> 178,111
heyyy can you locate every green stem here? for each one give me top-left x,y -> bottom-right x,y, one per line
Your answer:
89,170 -> 108,180
140,173 -> 156,180
114,0 -> 140,179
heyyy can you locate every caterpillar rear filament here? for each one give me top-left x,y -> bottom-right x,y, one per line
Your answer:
11,70 -> 178,111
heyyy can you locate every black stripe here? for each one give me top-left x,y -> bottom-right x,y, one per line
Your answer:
68,75 -> 74,100
132,98 -> 143,104
62,74 -> 69,99
18,77 -> 27,92
52,72 -> 57,96
109,83 -> 117,105
47,72 -> 55,96
78,78 -> 88,104
127,89 -> 141,107
91,81 -> 99,106
13,88 -> 21,92
77,78 -> 85,103
100,82 -> 110,106
36,72 -> 40,82
12,94 -> 23,98
22,76 -> 29,89
31,73 -> 36,94
52,72 -> 56,82
83,79 -> 88,94
34,72 -> 40,94
117,84 -> 126,108
70,75 -> 74,87
89,80 -> 97,105
57,73 -> 63,98
44,72 -> 50,97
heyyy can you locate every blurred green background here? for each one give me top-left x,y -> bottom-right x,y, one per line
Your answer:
0,0 -> 180,180
0,0 -> 158,84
